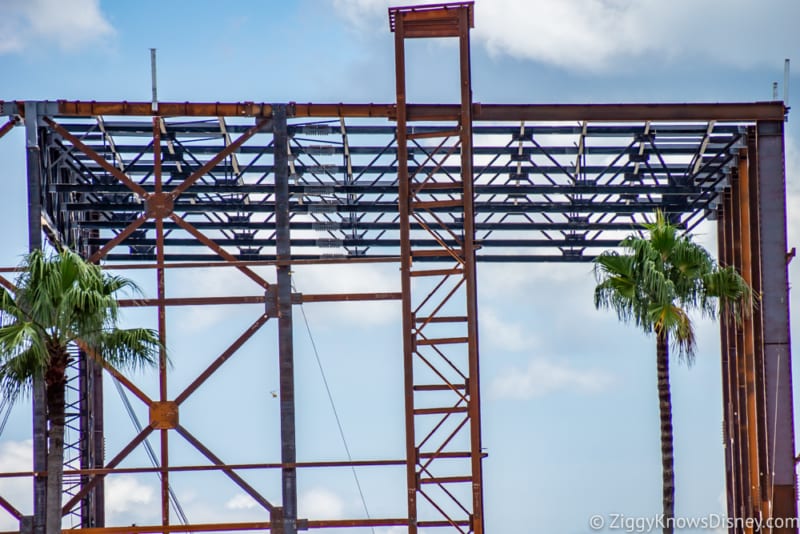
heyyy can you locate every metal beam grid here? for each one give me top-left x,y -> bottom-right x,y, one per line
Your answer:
0,98 -> 793,533
35,116 -> 744,264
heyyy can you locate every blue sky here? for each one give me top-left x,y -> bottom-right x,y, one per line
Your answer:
1,1 -> 800,533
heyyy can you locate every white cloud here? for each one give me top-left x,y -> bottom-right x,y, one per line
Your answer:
225,493 -> 258,510
105,475 -> 154,514
479,307 -> 537,352
330,0 -> 799,72
0,440 -> 32,530
0,0 -> 114,55
298,487 -> 346,519
293,263 -> 400,326
490,357 -> 614,399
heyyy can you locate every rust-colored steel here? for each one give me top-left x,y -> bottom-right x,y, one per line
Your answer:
0,118 -> 18,140
730,170 -> 754,532
393,3 -> 483,532
753,121 -> 797,533
116,292 -> 400,308
169,118 -> 269,198
393,11 -> 418,533
45,117 -> 148,197
33,518 -> 414,534
153,115 -> 171,529
718,190 -> 740,527
745,134 -> 770,523
2,99 -> 787,121
0,8 -> 795,532
737,149 -> 764,526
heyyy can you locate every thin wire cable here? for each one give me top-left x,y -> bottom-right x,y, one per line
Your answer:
294,283 -> 375,534
113,378 -> 189,525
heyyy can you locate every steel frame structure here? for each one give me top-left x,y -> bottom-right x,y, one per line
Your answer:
0,2 -> 796,533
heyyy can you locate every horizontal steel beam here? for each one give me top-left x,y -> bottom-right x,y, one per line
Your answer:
1,100 -> 786,121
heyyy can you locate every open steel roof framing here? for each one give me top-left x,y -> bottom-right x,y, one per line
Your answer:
0,2 -> 796,533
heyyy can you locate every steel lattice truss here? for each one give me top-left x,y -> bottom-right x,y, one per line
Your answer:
0,4 -> 794,531
44,117 -> 740,263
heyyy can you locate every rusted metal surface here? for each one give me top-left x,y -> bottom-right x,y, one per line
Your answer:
2,100 -> 787,121
0,117 -> 18,140
0,5 -> 794,533
393,3 -> 484,532
25,101 -> 47,534
754,121 -> 797,532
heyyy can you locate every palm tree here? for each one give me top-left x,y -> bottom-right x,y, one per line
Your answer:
593,211 -> 751,534
0,249 -> 160,533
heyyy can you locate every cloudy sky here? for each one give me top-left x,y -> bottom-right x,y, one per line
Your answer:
0,1 -> 799,533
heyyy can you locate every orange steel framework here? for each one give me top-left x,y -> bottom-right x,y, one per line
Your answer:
0,2 -> 797,533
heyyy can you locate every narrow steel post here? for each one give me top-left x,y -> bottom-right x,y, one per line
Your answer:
458,12 -> 485,532
392,16 -> 418,534
273,104 -> 297,534
718,198 -> 739,530
24,101 -> 47,534
754,120 -> 797,532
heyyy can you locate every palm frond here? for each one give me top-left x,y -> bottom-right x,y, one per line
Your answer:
593,209 -> 752,367
0,249 -> 160,399
85,328 -> 161,371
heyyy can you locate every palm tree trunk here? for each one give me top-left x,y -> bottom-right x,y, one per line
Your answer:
45,347 -> 68,533
657,331 -> 675,534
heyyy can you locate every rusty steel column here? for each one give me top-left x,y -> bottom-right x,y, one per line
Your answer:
390,3 -> 483,532
24,101 -> 47,534
78,348 -> 104,527
731,163 -> 755,533
745,136 -> 770,519
392,15 -> 418,534
753,120 -> 797,532
737,148 -> 765,528
717,199 -> 741,534
720,185 -> 747,532
273,104 -> 298,534
458,10 -> 485,531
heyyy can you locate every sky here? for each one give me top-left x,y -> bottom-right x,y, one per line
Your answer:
0,0 -> 799,533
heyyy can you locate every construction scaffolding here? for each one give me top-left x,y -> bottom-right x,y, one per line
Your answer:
0,2 -> 795,533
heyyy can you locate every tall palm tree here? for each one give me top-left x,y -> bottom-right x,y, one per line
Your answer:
593,211 -> 751,534
0,249 -> 160,533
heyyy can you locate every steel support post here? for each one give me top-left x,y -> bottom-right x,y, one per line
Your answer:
392,15 -> 418,533
391,3 -> 484,532
458,14 -> 486,530
717,210 -> 736,530
754,121 -> 797,532
731,164 -> 755,533
78,352 -> 104,527
745,140 -> 770,519
273,104 -> 298,534
24,101 -> 47,534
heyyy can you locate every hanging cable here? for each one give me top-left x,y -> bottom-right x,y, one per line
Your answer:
113,378 -> 189,525
293,281 -> 375,534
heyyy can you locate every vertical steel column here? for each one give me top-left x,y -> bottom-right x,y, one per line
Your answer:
273,104 -> 298,534
745,138 -> 770,517
392,15 -> 417,533
458,13 -> 485,529
718,197 -> 737,531
391,4 -> 483,532
754,120 -> 797,532
78,352 -> 104,527
152,116 -> 171,529
731,164 -> 756,533
24,101 -> 47,534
